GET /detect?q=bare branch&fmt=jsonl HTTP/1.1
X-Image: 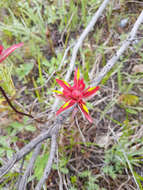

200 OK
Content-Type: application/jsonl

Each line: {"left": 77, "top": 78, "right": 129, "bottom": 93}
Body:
{"left": 35, "top": 133, "right": 57, "bottom": 190}
{"left": 0, "top": 106, "right": 74, "bottom": 179}
{"left": 65, "top": 0, "right": 110, "bottom": 82}
{"left": 91, "top": 10, "right": 143, "bottom": 86}
{"left": 16, "top": 157, "right": 25, "bottom": 189}
{"left": 0, "top": 126, "right": 52, "bottom": 178}
{"left": 18, "top": 143, "right": 42, "bottom": 190}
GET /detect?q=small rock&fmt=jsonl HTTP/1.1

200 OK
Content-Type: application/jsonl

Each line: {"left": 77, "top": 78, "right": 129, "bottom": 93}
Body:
{"left": 119, "top": 18, "right": 129, "bottom": 28}
{"left": 132, "top": 64, "right": 143, "bottom": 74}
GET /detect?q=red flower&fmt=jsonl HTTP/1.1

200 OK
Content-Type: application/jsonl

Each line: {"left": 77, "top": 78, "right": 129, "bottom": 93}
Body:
{"left": 54, "top": 68, "right": 99, "bottom": 123}
{"left": 0, "top": 43, "right": 23, "bottom": 63}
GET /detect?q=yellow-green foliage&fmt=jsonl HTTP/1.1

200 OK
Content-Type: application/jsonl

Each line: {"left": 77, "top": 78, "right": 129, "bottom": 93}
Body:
{"left": 0, "top": 65, "right": 15, "bottom": 96}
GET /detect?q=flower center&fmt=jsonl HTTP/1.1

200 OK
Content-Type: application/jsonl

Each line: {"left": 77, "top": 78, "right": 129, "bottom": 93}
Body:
{"left": 72, "top": 90, "right": 82, "bottom": 99}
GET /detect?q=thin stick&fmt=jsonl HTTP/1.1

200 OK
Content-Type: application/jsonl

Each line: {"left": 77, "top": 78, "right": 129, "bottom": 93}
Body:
{"left": 0, "top": 107, "right": 74, "bottom": 178}
{"left": 0, "top": 126, "right": 52, "bottom": 178}
{"left": 0, "top": 87, "right": 33, "bottom": 119}
{"left": 0, "top": 86, "right": 44, "bottom": 124}
{"left": 18, "top": 143, "right": 42, "bottom": 190}
{"left": 35, "top": 134, "right": 57, "bottom": 190}
{"left": 75, "top": 117, "right": 86, "bottom": 144}
{"left": 16, "top": 157, "right": 25, "bottom": 190}
{"left": 91, "top": 10, "right": 143, "bottom": 86}
{"left": 65, "top": 0, "right": 110, "bottom": 82}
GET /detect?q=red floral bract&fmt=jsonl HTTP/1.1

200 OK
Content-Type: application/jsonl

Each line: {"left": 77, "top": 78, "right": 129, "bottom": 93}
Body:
{"left": 0, "top": 43, "right": 23, "bottom": 63}
{"left": 54, "top": 68, "right": 99, "bottom": 123}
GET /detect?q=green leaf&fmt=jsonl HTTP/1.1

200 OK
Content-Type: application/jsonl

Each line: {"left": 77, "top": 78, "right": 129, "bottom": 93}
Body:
{"left": 52, "top": 163, "right": 57, "bottom": 170}
{"left": 60, "top": 167, "right": 69, "bottom": 174}
{"left": 86, "top": 102, "right": 93, "bottom": 109}
{"left": 126, "top": 108, "right": 138, "bottom": 115}
{"left": 9, "top": 121, "right": 23, "bottom": 129}
{"left": 0, "top": 136, "right": 9, "bottom": 147}
{"left": 7, "top": 150, "right": 14, "bottom": 159}
{"left": 25, "top": 125, "right": 36, "bottom": 132}
{"left": 79, "top": 170, "right": 91, "bottom": 178}
{"left": 69, "top": 187, "right": 77, "bottom": 190}
{"left": 118, "top": 94, "right": 139, "bottom": 106}
{"left": 34, "top": 154, "right": 49, "bottom": 180}
{"left": 71, "top": 175, "right": 77, "bottom": 184}
{"left": 0, "top": 148, "right": 5, "bottom": 155}
{"left": 134, "top": 171, "right": 143, "bottom": 190}
{"left": 16, "top": 62, "right": 34, "bottom": 80}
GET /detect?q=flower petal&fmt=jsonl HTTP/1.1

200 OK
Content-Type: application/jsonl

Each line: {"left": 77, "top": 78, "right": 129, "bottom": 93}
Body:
{"left": 54, "top": 89, "right": 72, "bottom": 101}
{"left": 0, "top": 43, "right": 24, "bottom": 63}
{"left": 0, "top": 45, "right": 3, "bottom": 54}
{"left": 78, "top": 78, "right": 85, "bottom": 90}
{"left": 53, "top": 90, "right": 63, "bottom": 94}
{"left": 56, "top": 79, "right": 71, "bottom": 91}
{"left": 56, "top": 100, "right": 75, "bottom": 115}
{"left": 83, "top": 86, "right": 99, "bottom": 98}
{"left": 82, "top": 103, "right": 89, "bottom": 113}
{"left": 74, "top": 68, "right": 80, "bottom": 87}
{"left": 79, "top": 103, "right": 93, "bottom": 123}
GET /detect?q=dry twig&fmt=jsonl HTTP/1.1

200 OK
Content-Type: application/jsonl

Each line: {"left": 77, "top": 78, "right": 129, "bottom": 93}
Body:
{"left": 0, "top": 125, "right": 53, "bottom": 178}
{"left": 91, "top": 10, "right": 143, "bottom": 86}
{"left": 18, "top": 143, "right": 42, "bottom": 190}
{"left": 0, "top": 107, "right": 74, "bottom": 179}
{"left": 35, "top": 134, "right": 57, "bottom": 190}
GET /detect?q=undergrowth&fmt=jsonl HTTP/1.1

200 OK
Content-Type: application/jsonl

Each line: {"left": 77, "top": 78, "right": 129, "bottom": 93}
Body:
{"left": 0, "top": 0, "right": 143, "bottom": 189}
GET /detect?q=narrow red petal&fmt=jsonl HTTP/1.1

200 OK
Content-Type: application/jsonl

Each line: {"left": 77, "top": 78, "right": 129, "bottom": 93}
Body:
{"left": 0, "top": 43, "right": 23, "bottom": 63}
{"left": 0, "top": 45, "right": 3, "bottom": 54}
{"left": 79, "top": 103, "right": 93, "bottom": 123}
{"left": 74, "top": 68, "right": 80, "bottom": 87}
{"left": 56, "top": 100, "right": 75, "bottom": 115}
{"left": 78, "top": 78, "right": 85, "bottom": 91}
{"left": 56, "top": 79, "right": 71, "bottom": 91}
{"left": 83, "top": 86, "right": 99, "bottom": 98}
